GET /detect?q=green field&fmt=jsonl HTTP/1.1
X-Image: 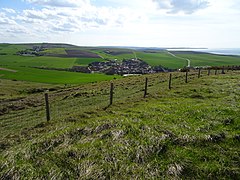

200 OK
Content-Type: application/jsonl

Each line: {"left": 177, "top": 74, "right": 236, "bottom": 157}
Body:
{"left": 136, "top": 51, "right": 187, "bottom": 68}
{"left": 74, "top": 57, "right": 105, "bottom": 66}
{"left": 0, "top": 70, "right": 239, "bottom": 179}
{"left": 39, "top": 48, "right": 67, "bottom": 56}
{"left": 1, "top": 43, "right": 240, "bottom": 84}
{"left": 0, "top": 44, "right": 120, "bottom": 84}
{"left": 91, "top": 48, "right": 135, "bottom": 60}
{"left": 0, "top": 55, "right": 76, "bottom": 68}
{"left": 0, "top": 66, "right": 119, "bottom": 84}
{"left": 177, "top": 53, "right": 240, "bottom": 67}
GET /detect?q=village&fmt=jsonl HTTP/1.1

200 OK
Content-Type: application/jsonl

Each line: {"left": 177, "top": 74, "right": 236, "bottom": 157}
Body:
{"left": 17, "top": 45, "right": 46, "bottom": 56}
{"left": 72, "top": 58, "right": 169, "bottom": 75}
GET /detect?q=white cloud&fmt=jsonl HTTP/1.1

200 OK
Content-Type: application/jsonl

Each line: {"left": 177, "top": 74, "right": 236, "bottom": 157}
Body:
{"left": 0, "top": 12, "right": 16, "bottom": 25}
{"left": 0, "top": 13, "right": 30, "bottom": 38}
{"left": 2, "top": 8, "right": 16, "bottom": 14}
{"left": 1, "top": 0, "right": 240, "bottom": 48}
{"left": 24, "top": 0, "right": 90, "bottom": 7}
{"left": 14, "top": 4, "right": 139, "bottom": 34}
{"left": 153, "top": 0, "right": 209, "bottom": 14}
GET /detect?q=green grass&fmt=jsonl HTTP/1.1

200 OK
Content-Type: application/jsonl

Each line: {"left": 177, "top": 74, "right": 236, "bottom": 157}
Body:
{"left": 0, "top": 70, "right": 239, "bottom": 179}
{"left": 0, "top": 55, "right": 76, "bottom": 68}
{"left": 0, "top": 66, "right": 119, "bottom": 84}
{"left": 0, "top": 44, "right": 29, "bottom": 54}
{"left": 92, "top": 49, "right": 135, "bottom": 60}
{"left": 177, "top": 53, "right": 240, "bottom": 67}
{"left": 0, "top": 79, "right": 67, "bottom": 100}
{"left": 74, "top": 58, "right": 105, "bottom": 66}
{"left": 136, "top": 51, "right": 186, "bottom": 68}
{"left": 41, "top": 48, "right": 67, "bottom": 55}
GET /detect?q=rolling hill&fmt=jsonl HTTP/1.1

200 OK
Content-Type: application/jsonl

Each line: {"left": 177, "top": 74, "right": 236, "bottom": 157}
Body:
{"left": 1, "top": 43, "right": 239, "bottom": 84}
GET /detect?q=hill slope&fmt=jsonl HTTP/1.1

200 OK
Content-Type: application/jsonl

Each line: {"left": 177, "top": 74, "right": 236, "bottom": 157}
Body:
{"left": 0, "top": 70, "right": 239, "bottom": 179}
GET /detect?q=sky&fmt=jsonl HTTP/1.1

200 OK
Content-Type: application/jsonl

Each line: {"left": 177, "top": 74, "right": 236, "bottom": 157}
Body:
{"left": 0, "top": 0, "right": 240, "bottom": 48}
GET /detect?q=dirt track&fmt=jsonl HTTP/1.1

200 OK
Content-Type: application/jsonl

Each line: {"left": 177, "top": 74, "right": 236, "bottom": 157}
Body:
{"left": 0, "top": 67, "right": 17, "bottom": 72}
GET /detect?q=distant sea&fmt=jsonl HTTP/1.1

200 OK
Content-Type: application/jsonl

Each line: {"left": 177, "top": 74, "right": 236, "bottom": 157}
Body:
{"left": 167, "top": 48, "right": 240, "bottom": 56}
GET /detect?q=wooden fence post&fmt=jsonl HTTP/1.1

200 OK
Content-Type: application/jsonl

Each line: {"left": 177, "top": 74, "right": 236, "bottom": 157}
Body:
{"left": 45, "top": 92, "right": 50, "bottom": 122}
{"left": 185, "top": 71, "right": 188, "bottom": 83}
{"left": 110, "top": 83, "right": 114, "bottom": 105}
{"left": 198, "top": 68, "right": 201, "bottom": 78}
{"left": 144, "top": 77, "right": 148, "bottom": 98}
{"left": 222, "top": 66, "right": 225, "bottom": 74}
{"left": 169, "top": 73, "right": 172, "bottom": 90}
{"left": 215, "top": 69, "right": 217, "bottom": 75}
{"left": 208, "top": 69, "right": 210, "bottom": 76}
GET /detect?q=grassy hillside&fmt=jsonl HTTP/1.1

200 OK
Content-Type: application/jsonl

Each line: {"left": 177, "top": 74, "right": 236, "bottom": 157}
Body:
{"left": 0, "top": 66, "right": 119, "bottom": 84}
{"left": 0, "top": 70, "right": 239, "bottom": 179}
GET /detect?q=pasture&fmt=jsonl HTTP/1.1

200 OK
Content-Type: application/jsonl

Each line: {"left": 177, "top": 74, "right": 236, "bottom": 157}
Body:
{"left": 0, "top": 66, "right": 119, "bottom": 84}
{"left": 0, "top": 69, "right": 239, "bottom": 179}
{"left": 175, "top": 53, "right": 240, "bottom": 67}
{"left": 136, "top": 51, "right": 187, "bottom": 68}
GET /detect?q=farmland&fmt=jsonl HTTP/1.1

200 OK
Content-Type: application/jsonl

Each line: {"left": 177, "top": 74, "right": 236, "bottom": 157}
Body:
{"left": 0, "top": 44, "right": 119, "bottom": 84}
{"left": 0, "top": 43, "right": 240, "bottom": 84}
{"left": 136, "top": 51, "right": 187, "bottom": 68}
{"left": 0, "top": 69, "right": 240, "bottom": 179}
{"left": 0, "top": 66, "right": 119, "bottom": 84}
{"left": 174, "top": 52, "right": 240, "bottom": 67}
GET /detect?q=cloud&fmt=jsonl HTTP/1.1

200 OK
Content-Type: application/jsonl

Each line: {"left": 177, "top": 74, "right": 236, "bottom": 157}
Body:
{"left": 153, "top": 0, "right": 209, "bottom": 14}
{"left": 24, "top": 0, "right": 90, "bottom": 7}
{"left": 6, "top": 26, "right": 29, "bottom": 34}
{"left": 22, "top": 9, "right": 49, "bottom": 19}
{"left": 0, "top": 12, "right": 16, "bottom": 25}
{"left": 13, "top": 3, "right": 137, "bottom": 34}
{"left": 0, "top": 12, "right": 30, "bottom": 37}
{"left": 2, "top": 8, "right": 16, "bottom": 14}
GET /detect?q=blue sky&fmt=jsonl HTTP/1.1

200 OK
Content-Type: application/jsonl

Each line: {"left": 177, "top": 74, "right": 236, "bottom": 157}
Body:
{"left": 0, "top": 0, "right": 240, "bottom": 48}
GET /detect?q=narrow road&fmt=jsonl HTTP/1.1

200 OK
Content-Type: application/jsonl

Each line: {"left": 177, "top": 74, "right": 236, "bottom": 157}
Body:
{"left": 133, "top": 51, "right": 137, "bottom": 59}
{"left": 167, "top": 51, "right": 191, "bottom": 67}
{"left": 98, "top": 55, "right": 105, "bottom": 60}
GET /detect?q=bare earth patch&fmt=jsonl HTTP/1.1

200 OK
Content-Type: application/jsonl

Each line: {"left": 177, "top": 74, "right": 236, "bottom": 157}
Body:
{"left": 65, "top": 50, "right": 100, "bottom": 58}
{"left": 0, "top": 67, "right": 17, "bottom": 73}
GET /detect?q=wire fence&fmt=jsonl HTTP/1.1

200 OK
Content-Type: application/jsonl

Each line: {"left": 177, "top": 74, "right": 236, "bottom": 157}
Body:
{"left": 1, "top": 66, "right": 240, "bottom": 137}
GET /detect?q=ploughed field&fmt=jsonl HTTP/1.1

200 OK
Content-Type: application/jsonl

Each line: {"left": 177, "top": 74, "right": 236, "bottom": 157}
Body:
{"left": 0, "top": 69, "right": 240, "bottom": 179}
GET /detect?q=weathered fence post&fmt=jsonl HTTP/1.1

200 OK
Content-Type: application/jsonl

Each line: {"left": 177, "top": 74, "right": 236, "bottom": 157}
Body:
{"left": 215, "top": 69, "right": 217, "bottom": 75}
{"left": 169, "top": 73, "right": 172, "bottom": 90}
{"left": 45, "top": 91, "right": 50, "bottom": 122}
{"left": 185, "top": 71, "right": 188, "bottom": 83}
{"left": 198, "top": 68, "right": 201, "bottom": 78}
{"left": 110, "top": 82, "right": 114, "bottom": 105}
{"left": 222, "top": 66, "right": 225, "bottom": 74}
{"left": 144, "top": 77, "right": 148, "bottom": 98}
{"left": 208, "top": 69, "right": 210, "bottom": 76}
